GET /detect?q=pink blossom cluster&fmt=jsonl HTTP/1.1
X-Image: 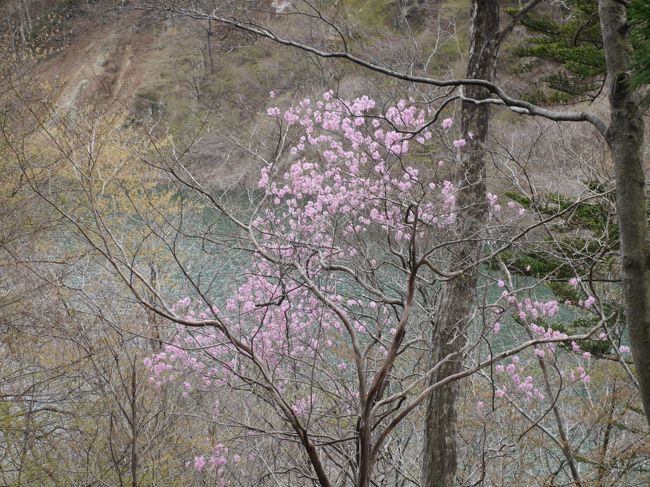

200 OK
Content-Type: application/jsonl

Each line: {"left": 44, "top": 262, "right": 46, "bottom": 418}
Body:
{"left": 144, "top": 273, "right": 389, "bottom": 418}
{"left": 486, "top": 192, "right": 526, "bottom": 217}
{"left": 495, "top": 356, "right": 545, "bottom": 401}
{"left": 145, "top": 282, "right": 344, "bottom": 386}
{"left": 292, "top": 394, "right": 317, "bottom": 417}
{"left": 579, "top": 295, "right": 597, "bottom": 308}
{"left": 527, "top": 323, "right": 568, "bottom": 353}
{"left": 144, "top": 341, "right": 212, "bottom": 390}
{"left": 500, "top": 292, "right": 560, "bottom": 322}
{"left": 561, "top": 276, "right": 597, "bottom": 309}
{"left": 486, "top": 284, "right": 603, "bottom": 410}
{"left": 499, "top": 288, "right": 596, "bottom": 363}
{"left": 189, "top": 443, "right": 240, "bottom": 484}
{"left": 258, "top": 93, "right": 465, "bottom": 259}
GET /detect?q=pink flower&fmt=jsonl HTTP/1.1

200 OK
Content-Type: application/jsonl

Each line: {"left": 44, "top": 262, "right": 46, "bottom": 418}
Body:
{"left": 495, "top": 388, "right": 505, "bottom": 398}
{"left": 453, "top": 138, "right": 466, "bottom": 148}
{"left": 619, "top": 345, "right": 631, "bottom": 353}
{"left": 497, "top": 279, "right": 505, "bottom": 288}
{"left": 194, "top": 456, "right": 206, "bottom": 471}
{"left": 493, "top": 322, "right": 501, "bottom": 334}
{"left": 583, "top": 296, "right": 596, "bottom": 308}
{"left": 569, "top": 277, "right": 579, "bottom": 287}
{"left": 442, "top": 117, "right": 453, "bottom": 129}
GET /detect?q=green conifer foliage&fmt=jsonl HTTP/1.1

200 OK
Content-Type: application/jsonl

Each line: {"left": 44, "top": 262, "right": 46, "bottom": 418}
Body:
{"left": 514, "top": 0, "right": 649, "bottom": 102}
{"left": 512, "top": 1, "right": 605, "bottom": 103}
{"left": 629, "top": 0, "right": 650, "bottom": 86}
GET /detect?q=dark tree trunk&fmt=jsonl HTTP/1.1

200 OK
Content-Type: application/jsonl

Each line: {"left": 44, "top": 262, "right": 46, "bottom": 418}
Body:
{"left": 421, "top": 2, "right": 500, "bottom": 486}
{"left": 598, "top": 0, "right": 650, "bottom": 427}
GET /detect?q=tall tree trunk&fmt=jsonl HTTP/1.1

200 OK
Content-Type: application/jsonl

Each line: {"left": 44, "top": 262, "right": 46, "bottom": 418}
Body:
{"left": 421, "top": 2, "right": 500, "bottom": 485}
{"left": 599, "top": 0, "right": 650, "bottom": 427}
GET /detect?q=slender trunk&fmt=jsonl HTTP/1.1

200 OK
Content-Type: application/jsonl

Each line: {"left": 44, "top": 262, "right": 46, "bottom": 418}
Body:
{"left": 520, "top": 312, "right": 583, "bottom": 484}
{"left": 536, "top": 354, "right": 582, "bottom": 485}
{"left": 16, "top": 1, "right": 27, "bottom": 50}
{"left": 598, "top": 0, "right": 650, "bottom": 427}
{"left": 22, "top": 0, "right": 32, "bottom": 33}
{"left": 130, "top": 358, "right": 138, "bottom": 487}
{"left": 597, "top": 382, "right": 617, "bottom": 486}
{"left": 206, "top": 19, "right": 215, "bottom": 75}
{"left": 357, "top": 417, "right": 371, "bottom": 487}
{"left": 10, "top": 23, "right": 17, "bottom": 60}
{"left": 421, "top": 2, "right": 500, "bottom": 485}
{"left": 148, "top": 264, "right": 162, "bottom": 350}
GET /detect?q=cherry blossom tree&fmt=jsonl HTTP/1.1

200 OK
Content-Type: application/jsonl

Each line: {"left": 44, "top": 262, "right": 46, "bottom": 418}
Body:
{"left": 109, "top": 93, "right": 605, "bottom": 486}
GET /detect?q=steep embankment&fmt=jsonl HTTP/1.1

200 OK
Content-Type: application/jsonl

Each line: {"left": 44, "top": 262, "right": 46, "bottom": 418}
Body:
{"left": 35, "top": 5, "right": 180, "bottom": 118}
{"left": 13, "top": 0, "right": 608, "bottom": 195}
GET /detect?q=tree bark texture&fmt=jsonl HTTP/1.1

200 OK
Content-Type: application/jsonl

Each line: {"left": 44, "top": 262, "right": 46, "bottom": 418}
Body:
{"left": 599, "top": 0, "right": 650, "bottom": 428}
{"left": 421, "top": 2, "right": 500, "bottom": 486}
